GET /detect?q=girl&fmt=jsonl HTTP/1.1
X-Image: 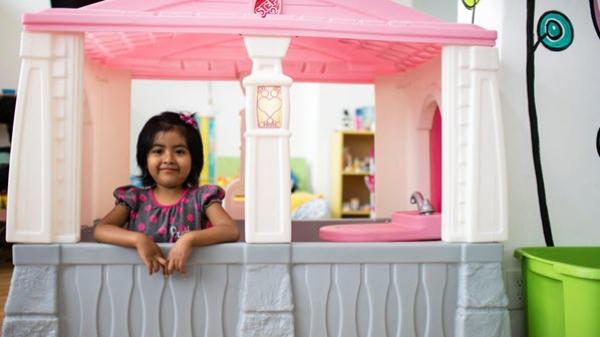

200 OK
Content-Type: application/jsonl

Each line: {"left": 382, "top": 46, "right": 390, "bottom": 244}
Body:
{"left": 94, "top": 111, "right": 239, "bottom": 276}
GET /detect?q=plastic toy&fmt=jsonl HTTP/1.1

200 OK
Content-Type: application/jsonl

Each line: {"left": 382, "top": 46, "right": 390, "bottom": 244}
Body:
{"left": 3, "top": 1, "right": 510, "bottom": 337}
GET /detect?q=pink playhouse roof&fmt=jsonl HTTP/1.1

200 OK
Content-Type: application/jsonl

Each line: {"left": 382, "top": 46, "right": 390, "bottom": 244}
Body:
{"left": 23, "top": 0, "right": 497, "bottom": 83}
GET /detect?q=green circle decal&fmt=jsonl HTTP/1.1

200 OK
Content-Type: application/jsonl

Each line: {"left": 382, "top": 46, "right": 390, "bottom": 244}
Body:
{"left": 537, "top": 11, "right": 574, "bottom": 51}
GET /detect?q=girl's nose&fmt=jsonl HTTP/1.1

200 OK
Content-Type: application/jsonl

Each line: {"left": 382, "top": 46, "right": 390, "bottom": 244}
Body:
{"left": 163, "top": 151, "right": 175, "bottom": 163}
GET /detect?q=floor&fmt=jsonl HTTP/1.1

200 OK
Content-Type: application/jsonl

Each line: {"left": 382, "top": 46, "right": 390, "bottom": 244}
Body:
{"left": 0, "top": 246, "right": 13, "bottom": 335}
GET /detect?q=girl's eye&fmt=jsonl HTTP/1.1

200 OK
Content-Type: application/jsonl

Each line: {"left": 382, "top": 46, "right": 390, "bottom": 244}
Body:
{"left": 176, "top": 149, "right": 188, "bottom": 155}
{"left": 151, "top": 148, "right": 163, "bottom": 155}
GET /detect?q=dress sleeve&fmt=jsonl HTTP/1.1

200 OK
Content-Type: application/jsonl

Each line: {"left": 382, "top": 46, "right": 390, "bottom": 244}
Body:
{"left": 113, "top": 185, "right": 140, "bottom": 210}
{"left": 197, "top": 185, "right": 226, "bottom": 213}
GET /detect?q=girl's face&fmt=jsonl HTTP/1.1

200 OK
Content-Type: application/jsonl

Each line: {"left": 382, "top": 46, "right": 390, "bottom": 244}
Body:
{"left": 146, "top": 130, "right": 192, "bottom": 190}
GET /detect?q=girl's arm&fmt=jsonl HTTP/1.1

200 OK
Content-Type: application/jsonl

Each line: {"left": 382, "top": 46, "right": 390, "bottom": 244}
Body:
{"left": 94, "top": 205, "right": 138, "bottom": 246}
{"left": 166, "top": 203, "right": 239, "bottom": 274}
{"left": 94, "top": 205, "right": 167, "bottom": 275}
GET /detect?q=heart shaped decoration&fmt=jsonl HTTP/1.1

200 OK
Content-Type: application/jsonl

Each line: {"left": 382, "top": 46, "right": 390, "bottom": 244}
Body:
{"left": 256, "top": 86, "right": 282, "bottom": 128}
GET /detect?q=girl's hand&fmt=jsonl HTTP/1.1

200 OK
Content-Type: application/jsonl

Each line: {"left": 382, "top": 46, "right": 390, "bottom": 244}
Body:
{"left": 166, "top": 235, "right": 193, "bottom": 275}
{"left": 135, "top": 234, "right": 167, "bottom": 275}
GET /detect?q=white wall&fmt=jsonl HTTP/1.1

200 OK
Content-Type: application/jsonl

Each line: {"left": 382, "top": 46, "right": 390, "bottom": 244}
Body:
{"left": 0, "top": 1, "right": 49, "bottom": 90}
{"left": 131, "top": 80, "right": 374, "bottom": 199}
{"left": 130, "top": 80, "right": 241, "bottom": 171}
{"left": 458, "top": 1, "right": 600, "bottom": 336}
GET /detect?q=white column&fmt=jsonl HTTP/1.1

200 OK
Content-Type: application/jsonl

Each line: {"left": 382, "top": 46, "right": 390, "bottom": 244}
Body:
{"left": 6, "top": 31, "right": 84, "bottom": 243}
{"left": 441, "top": 46, "right": 507, "bottom": 242}
{"left": 242, "top": 36, "right": 292, "bottom": 243}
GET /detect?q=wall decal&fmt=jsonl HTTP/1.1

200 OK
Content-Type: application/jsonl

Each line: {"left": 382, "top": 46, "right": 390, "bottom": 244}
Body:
{"left": 536, "top": 10, "right": 574, "bottom": 51}
{"left": 525, "top": 1, "right": 578, "bottom": 246}
{"left": 591, "top": 0, "right": 600, "bottom": 39}
{"left": 462, "top": 0, "right": 481, "bottom": 24}
{"left": 597, "top": 128, "right": 600, "bottom": 157}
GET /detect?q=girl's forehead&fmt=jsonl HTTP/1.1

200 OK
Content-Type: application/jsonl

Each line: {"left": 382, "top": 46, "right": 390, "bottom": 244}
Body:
{"left": 152, "top": 129, "right": 188, "bottom": 145}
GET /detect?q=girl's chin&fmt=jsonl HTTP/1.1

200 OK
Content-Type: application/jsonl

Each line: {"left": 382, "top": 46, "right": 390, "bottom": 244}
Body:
{"left": 154, "top": 180, "right": 186, "bottom": 189}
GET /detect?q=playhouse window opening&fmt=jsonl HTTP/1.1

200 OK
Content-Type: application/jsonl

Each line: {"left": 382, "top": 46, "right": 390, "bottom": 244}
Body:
{"left": 79, "top": 78, "right": 445, "bottom": 238}
{"left": 127, "top": 80, "right": 376, "bottom": 221}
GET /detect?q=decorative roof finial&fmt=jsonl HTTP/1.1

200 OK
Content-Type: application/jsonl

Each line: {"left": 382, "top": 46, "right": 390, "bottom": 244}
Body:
{"left": 254, "top": 0, "right": 282, "bottom": 18}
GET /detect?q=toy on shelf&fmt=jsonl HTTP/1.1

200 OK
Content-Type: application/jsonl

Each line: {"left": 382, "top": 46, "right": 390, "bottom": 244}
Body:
{"left": 355, "top": 106, "right": 375, "bottom": 131}
{"left": 364, "top": 174, "right": 375, "bottom": 218}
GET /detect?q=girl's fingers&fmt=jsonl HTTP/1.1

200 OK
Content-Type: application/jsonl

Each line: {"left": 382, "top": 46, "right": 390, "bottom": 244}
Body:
{"left": 167, "top": 259, "right": 174, "bottom": 275}
{"left": 150, "top": 260, "right": 157, "bottom": 274}
{"left": 142, "top": 256, "right": 154, "bottom": 275}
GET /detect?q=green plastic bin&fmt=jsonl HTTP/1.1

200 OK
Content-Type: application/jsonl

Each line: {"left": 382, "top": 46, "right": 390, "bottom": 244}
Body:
{"left": 515, "top": 247, "right": 600, "bottom": 337}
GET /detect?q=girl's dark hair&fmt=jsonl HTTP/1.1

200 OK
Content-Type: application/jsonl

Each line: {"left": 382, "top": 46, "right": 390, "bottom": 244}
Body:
{"left": 136, "top": 111, "right": 203, "bottom": 187}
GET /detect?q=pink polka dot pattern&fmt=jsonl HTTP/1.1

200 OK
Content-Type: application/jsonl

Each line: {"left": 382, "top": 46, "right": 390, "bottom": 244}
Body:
{"left": 113, "top": 184, "right": 226, "bottom": 241}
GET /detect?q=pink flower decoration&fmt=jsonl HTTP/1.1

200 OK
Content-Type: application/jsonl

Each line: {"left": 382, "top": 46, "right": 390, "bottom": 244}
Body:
{"left": 178, "top": 206, "right": 183, "bottom": 214}
{"left": 144, "top": 204, "right": 152, "bottom": 212}
{"left": 158, "top": 227, "right": 167, "bottom": 235}
{"left": 140, "top": 194, "right": 147, "bottom": 202}
{"left": 149, "top": 214, "right": 158, "bottom": 223}
{"left": 169, "top": 216, "right": 175, "bottom": 225}
{"left": 137, "top": 223, "right": 146, "bottom": 231}
{"left": 130, "top": 195, "right": 137, "bottom": 203}
{"left": 186, "top": 214, "right": 194, "bottom": 222}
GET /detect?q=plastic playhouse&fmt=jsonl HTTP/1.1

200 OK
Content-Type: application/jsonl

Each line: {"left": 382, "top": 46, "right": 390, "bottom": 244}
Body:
{"left": 3, "top": 1, "right": 510, "bottom": 337}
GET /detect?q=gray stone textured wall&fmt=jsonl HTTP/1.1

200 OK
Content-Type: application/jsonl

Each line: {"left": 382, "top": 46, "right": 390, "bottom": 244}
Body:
{"left": 2, "top": 242, "right": 510, "bottom": 337}
{"left": 3, "top": 266, "right": 59, "bottom": 337}
{"left": 456, "top": 263, "right": 511, "bottom": 337}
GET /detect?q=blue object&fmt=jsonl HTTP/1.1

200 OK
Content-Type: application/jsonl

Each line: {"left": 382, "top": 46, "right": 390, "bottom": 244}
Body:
{"left": 537, "top": 11, "right": 573, "bottom": 51}
{"left": 129, "top": 175, "right": 143, "bottom": 188}
{"left": 290, "top": 171, "right": 298, "bottom": 192}
{"left": 1, "top": 89, "right": 16, "bottom": 95}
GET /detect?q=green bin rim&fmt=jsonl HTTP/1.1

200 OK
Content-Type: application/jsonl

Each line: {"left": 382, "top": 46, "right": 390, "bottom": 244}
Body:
{"left": 515, "top": 247, "right": 600, "bottom": 280}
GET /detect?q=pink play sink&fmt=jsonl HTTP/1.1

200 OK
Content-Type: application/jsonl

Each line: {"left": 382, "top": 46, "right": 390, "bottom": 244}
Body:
{"left": 319, "top": 211, "right": 441, "bottom": 242}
